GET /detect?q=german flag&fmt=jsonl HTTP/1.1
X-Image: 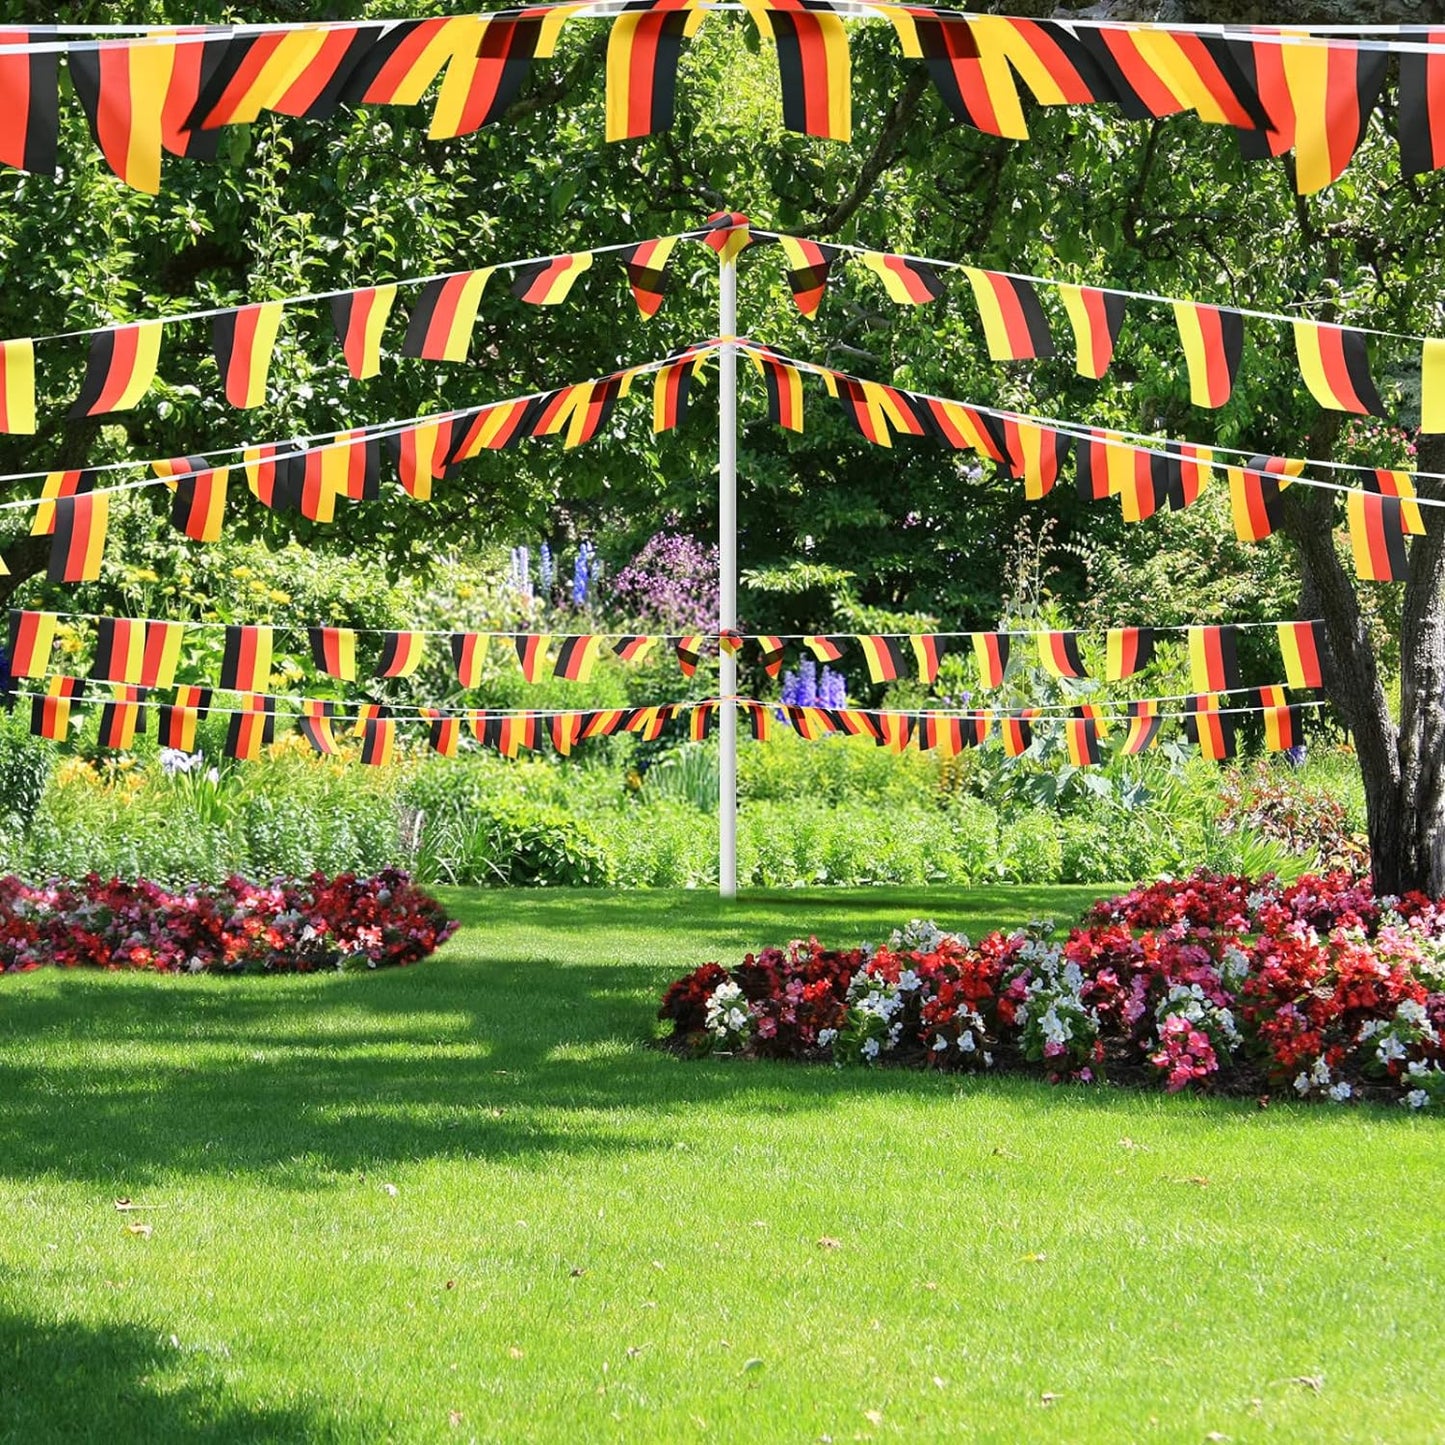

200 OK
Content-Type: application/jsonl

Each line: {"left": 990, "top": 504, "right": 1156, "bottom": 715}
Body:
{"left": 917, "top": 714, "right": 963, "bottom": 758}
{"left": 581, "top": 709, "right": 628, "bottom": 740}
{"left": 1057, "top": 284, "right": 1126, "bottom": 379}
{"left": 310, "top": 626, "right": 358, "bottom": 682}
{"left": 756, "top": 635, "right": 786, "bottom": 679}
{"left": 213, "top": 303, "right": 284, "bottom": 410}
{"left": 1183, "top": 695, "right": 1236, "bottom": 761}
{"left": 552, "top": 635, "right": 603, "bottom": 683}
{"left": 1117, "top": 448, "right": 1168, "bottom": 525}
{"left": 360, "top": 714, "right": 396, "bottom": 767}
{"left": 154, "top": 29, "right": 228, "bottom": 163}
{"left": 969, "top": 16, "right": 1114, "bottom": 111}
{"left": 375, "top": 631, "right": 424, "bottom": 679}
{"left": 184, "top": 27, "right": 369, "bottom": 127}
{"left": 964, "top": 268, "right": 1054, "bottom": 361}
{"left": 1038, "top": 631, "right": 1088, "bottom": 680}
{"left": 48, "top": 492, "right": 109, "bottom": 583}
{"left": 425, "top": 709, "right": 462, "bottom": 758}
{"left": 1172, "top": 301, "right": 1244, "bottom": 409}
{"left": 1276, "top": 620, "right": 1327, "bottom": 688}
{"left": 1121, "top": 700, "right": 1163, "bottom": 755}
{"left": 1188, "top": 625, "right": 1241, "bottom": 691}
{"left": 674, "top": 634, "right": 706, "bottom": 678}
{"left": 0, "top": 28, "right": 58, "bottom": 178}
{"left": 90, "top": 617, "right": 146, "bottom": 685}
{"left": 155, "top": 456, "right": 229, "bottom": 543}
{"left": 139, "top": 621, "right": 185, "bottom": 689}
{"left": 1278, "top": 39, "right": 1387, "bottom": 195}
{"left": 156, "top": 699, "right": 203, "bottom": 752}
{"left": 451, "top": 632, "right": 487, "bottom": 687}
{"left": 753, "top": 350, "right": 804, "bottom": 432}
{"left": 562, "top": 375, "right": 624, "bottom": 449}
{"left": 1347, "top": 489, "right": 1411, "bottom": 582}
{"left": 1370, "top": 469, "right": 1426, "bottom": 536}
{"left": 549, "top": 711, "right": 583, "bottom": 757}
{"left": 510, "top": 252, "right": 594, "bottom": 306}
{"left": 972, "top": 632, "right": 1009, "bottom": 688}
{"left": 804, "top": 635, "right": 845, "bottom": 663}
{"left": 1105, "top": 627, "right": 1154, "bottom": 682}
{"left": 1398, "top": 30, "right": 1445, "bottom": 178}
{"left": 859, "top": 250, "right": 945, "bottom": 306}
{"left": 328, "top": 431, "right": 381, "bottom": 504}
{"left": 1066, "top": 708, "right": 1104, "bottom": 766}
{"left": 400, "top": 269, "right": 493, "bottom": 362}
{"left": 618, "top": 236, "right": 677, "bottom": 318}
{"left": 445, "top": 397, "right": 537, "bottom": 462}
{"left": 876, "top": 712, "right": 914, "bottom": 754}
{"left": 390, "top": 419, "right": 454, "bottom": 501}
{"left": 880, "top": 14, "right": 1029, "bottom": 138}
{"left": 653, "top": 355, "right": 696, "bottom": 433}
{"left": 687, "top": 701, "right": 717, "bottom": 743}
{"left": 97, "top": 686, "right": 146, "bottom": 751}
{"left": 7, "top": 610, "right": 57, "bottom": 678}
{"left": 786, "top": 705, "right": 835, "bottom": 741}
{"left": 742, "top": 0, "right": 851, "bottom": 141}
{"left": 830, "top": 709, "right": 881, "bottom": 744}
{"left": 919, "top": 398, "right": 1007, "bottom": 462}
{"left": 1228, "top": 455, "right": 1302, "bottom": 542}
{"left": 31, "top": 470, "right": 95, "bottom": 538}
{"left": 71, "top": 321, "right": 164, "bottom": 417}
{"left": 299, "top": 699, "right": 340, "bottom": 756}
{"left": 1293, "top": 320, "right": 1384, "bottom": 416}
{"left": 69, "top": 39, "right": 178, "bottom": 193}
{"left": 500, "top": 712, "right": 543, "bottom": 757}
{"left": 0, "top": 337, "right": 35, "bottom": 434}
{"left": 511, "top": 633, "right": 552, "bottom": 683}
{"left": 1002, "top": 419, "right": 1070, "bottom": 499}
{"left": 1260, "top": 695, "right": 1303, "bottom": 753}
{"left": 220, "top": 625, "right": 274, "bottom": 692}
{"left": 225, "top": 696, "right": 276, "bottom": 761}
{"left": 856, "top": 635, "right": 912, "bottom": 685}
{"left": 279, "top": 450, "right": 335, "bottom": 525}
{"left": 611, "top": 635, "right": 658, "bottom": 665}
{"left": 1160, "top": 442, "right": 1214, "bottom": 512}
{"left": 242, "top": 444, "right": 292, "bottom": 512}
{"left": 777, "top": 236, "right": 839, "bottom": 317}
{"left": 1000, "top": 712, "right": 1034, "bottom": 757}
{"left": 829, "top": 376, "right": 927, "bottom": 449}
{"left": 605, "top": 3, "right": 707, "bottom": 141}
{"left": 173, "top": 683, "right": 211, "bottom": 715}
{"left": 1073, "top": 429, "right": 1129, "bottom": 503}
{"left": 30, "top": 677, "right": 84, "bottom": 743}
{"left": 331, "top": 285, "right": 396, "bottom": 381}
{"left": 338, "top": 16, "right": 475, "bottom": 108}
{"left": 622, "top": 705, "right": 668, "bottom": 743}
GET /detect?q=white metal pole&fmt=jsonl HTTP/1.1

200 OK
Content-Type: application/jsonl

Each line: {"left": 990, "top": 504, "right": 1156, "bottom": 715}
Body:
{"left": 718, "top": 253, "right": 738, "bottom": 899}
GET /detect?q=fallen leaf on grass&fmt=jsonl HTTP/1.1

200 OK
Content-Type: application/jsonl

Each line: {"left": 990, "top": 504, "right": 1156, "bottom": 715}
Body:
{"left": 626, "top": 1345, "right": 644, "bottom": 1359}
{"left": 448, "top": 1410, "right": 463, "bottom": 1428}
{"left": 124, "top": 1222, "right": 152, "bottom": 1239}
{"left": 1173, "top": 1176, "right": 1211, "bottom": 1187}
{"left": 863, "top": 1409, "right": 884, "bottom": 1426}
{"left": 741, "top": 1358, "right": 764, "bottom": 1373}
{"left": 1040, "top": 1392, "right": 1061, "bottom": 1406}
{"left": 1289, "top": 1375, "right": 1324, "bottom": 1393}
{"left": 922, "top": 1281, "right": 938, "bottom": 1291}
{"left": 817, "top": 1236, "right": 842, "bottom": 1250}
{"left": 381, "top": 1183, "right": 398, "bottom": 1197}
{"left": 991, "top": 1146, "right": 1019, "bottom": 1159}
{"left": 507, "top": 1347, "right": 524, "bottom": 1359}
{"left": 569, "top": 1267, "right": 587, "bottom": 1278}
{"left": 1020, "top": 1251, "right": 1047, "bottom": 1263}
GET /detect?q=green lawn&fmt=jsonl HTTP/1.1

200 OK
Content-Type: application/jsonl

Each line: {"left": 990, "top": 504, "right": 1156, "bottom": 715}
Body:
{"left": 1, "top": 886, "right": 1441, "bottom": 1444}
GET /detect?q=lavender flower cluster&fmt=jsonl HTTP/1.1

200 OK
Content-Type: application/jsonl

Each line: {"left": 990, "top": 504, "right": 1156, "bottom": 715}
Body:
{"left": 608, "top": 532, "right": 720, "bottom": 633}
{"left": 778, "top": 657, "right": 846, "bottom": 709}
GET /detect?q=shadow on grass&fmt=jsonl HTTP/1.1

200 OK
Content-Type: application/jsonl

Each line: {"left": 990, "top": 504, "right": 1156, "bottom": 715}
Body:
{"left": 0, "top": 1308, "right": 354, "bottom": 1444}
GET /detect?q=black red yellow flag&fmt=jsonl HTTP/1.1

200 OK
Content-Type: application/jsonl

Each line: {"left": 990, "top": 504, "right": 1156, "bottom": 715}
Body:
{"left": 0, "top": 28, "right": 58, "bottom": 178}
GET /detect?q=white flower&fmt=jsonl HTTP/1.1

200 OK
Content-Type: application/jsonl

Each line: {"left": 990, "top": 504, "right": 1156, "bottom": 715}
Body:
{"left": 1408, "top": 1059, "right": 1430, "bottom": 1078}
{"left": 897, "top": 969, "right": 922, "bottom": 993}
{"left": 1293, "top": 1072, "right": 1312, "bottom": 1096}
{"left": 1221, "top": 945, "right": 1250, "bottom": 984}
{"left": 932, "top": 1035, "right": 948, "bottom": 1052}
{"left": 1377, "top": 1035, "right": 1408, "bottom": 1063}
{"left": 982, "top": 1051, "right": 994, "bottom": 1067}
{"left": 817, "top": 1028, "right": 837, "bottom": 1048}
{"left": 957, "top": 1031, "right": 976, "bottom": 1053}
{"left": 1310, "top": 1056, "right": 1332, "bottom": 1086}
{"left": 861, "top": 1038, "right": 880, "bottom": 1061}
{"left": 1328, "top": 1081, "right": 1353, "bottom": 1102}
{"left": 1405, "top": 1089, "right": 1430, "bottom": 1109}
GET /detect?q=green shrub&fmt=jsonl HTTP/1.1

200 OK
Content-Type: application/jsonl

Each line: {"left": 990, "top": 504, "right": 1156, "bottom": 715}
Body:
{"left": 999, "top": 811, "right": 1063, "bottom": 884}
{"left": 0, "top": 708, "right": 53, "bottom": 831}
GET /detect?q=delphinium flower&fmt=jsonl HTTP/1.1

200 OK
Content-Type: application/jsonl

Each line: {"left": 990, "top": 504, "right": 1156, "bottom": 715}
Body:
{"left": 818, "top": 665, "right": 847, "bottom": 709}
{"left": 539, "top": 542, "right": 555, "bottom": 600}
{"left": 572, "top": 541, "right": 596, "bottom": 609}
{"left": 509, "top": 546, "right": 533, "bottom": 603}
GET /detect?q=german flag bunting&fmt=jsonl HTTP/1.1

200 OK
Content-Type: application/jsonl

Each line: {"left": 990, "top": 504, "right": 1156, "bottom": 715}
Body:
{"left": 1000, "top": 712, "right": 1034, "bottom": 757}
{"left": 1261, "top": 699, "right": 1303, "bottom": 753}
{"left": 1038, "top": 631, "right": 1088, "bottom": 680}
{"left": 1173, "top": 301, "right": 1244, "bottom": 409}
{"left": 968, "top": 16, "right": 1109, "bottom": 113}
{"left": 185, "top": 27, "right": 369, "bottom": 128}
{"left": 220, "top": 625, "right": 274, "bottom": 692}
{"left": 425, "top": 709, "right": 462, "bottom": 757}
{"left": 674, "top": 634, "right": 705, "bottom": 678}
{"left": 451, "top": 632, "right": 487, "bottom": 688}
{"left": 785, "top": 705, "right": 833, "bottom": 741}
{"left": 549, "top": 711, "right": 583, "bottom": 756}
{"left": 582, "top": 708, "right": 628, "bottom": 740}
{"left": 1370, "top": 470, "right": 1426, "bottom": 535}
{"left": 0, "top": 28, "right": 59, "bottom": 178}
{"left": 860, "top": 250, "right": 945, "bottom": 306}
{"left": 829, "top": 375, "right": 927, "bottom": 449}
{"left": 401, "top": 269, "right": 492, "bottom": 362}
{"left": 1105, "top": 627, "right": 1154, "bottom": 682}
{"left": 1293, "top": 320, "right": 1384, "bottom": 416}
{"left": 877, "top": 712, "right": 914, "bottom": 754}
{"left": 881, "top": 14, "right": 1029, "bottom": 138}
{"left": 213, "top": 303, "right": 284, "bottom": 410}
{"left": 919, "top": 397, "right": 1007, "bottom": 461}
{"left": 917, "top": 714, "right": 962, "bottom": 758}
{"left": 1398, "top": 32, "right": 1445, "bottom": 178}
{"left": 1161, "top": 442, "right": 1213, "bottom": 511}
{"left": 756, "top": 635, "right": 786, "bottom": 679}
{"left": 619, "top": 236, "right": 677, "bottom": 318}
{"left": 68, "top": 40, "right": 176, "bottom": 194}
{"left": 90, "top": 618, "right": 145, "bottom": 685}
{"left": 742, "top": 700, "right": 771, "bottom": 742}
{"left": 98, "top": 686, "right": 146, "bottom": 751}
{"left": 972, "top": 631, "right": 1009, "bottom": 689}
{"left": 605, "top": 3, "right": 707, "bottom": 141}
{"left": 626, "top": 705, "right": 670, "bottom": 742}
{"left": 563, "top": 375, "right": 624, "bottom": 448}
{"left": 777, "top": 236, "right": 839, "bottom": 317}
{"left": 31, "top": 471, "right": 95, "bottom": 538}
{"left": 1117, "top": 448, "right": 1170, "bottom": 525}
{"left": 377, "top": 631, "right": 425, "bottom": 678}
{"left": 753, "top": 350, "right": 804, "bottom": 431}
{"left": 553, "top": 635, "right": 602, "bottom": 683}
{"left": 829, "top": 709, "right": 880, "bottom": 744}
{"left": 1277, "top": 39, "right": 1387, "bottom": 195}
{"left": 225, "top": 696, "right": 276, "bottom": 761}
{"left": 612, "top": 635, "right": 658, "bottom": 664}
{"left": 339, "top": 17, "right": 478, "bottom": 109}
{"left": 1066, "top": 708, "right": 1104, "bottom": 767}
{"left": 1276, "top": 620, "right": 1327, "bottom": 689}
{"left": 1346, "top": 490, "right": 1410, "bottom": 582}
{"left": 331, "top": 286, "right": 396, "bottom": 381}
{"left": 1228, "top": 455, "right": 1302, "bottom": 542}
{"left": 653, "top": 355, "right": 695, "bottom": 433}
{"left": 71, "top": 322, "right": 164, "bottom": 417}
{"left": 446, "top": 396, "right": 535, "bottom": 459}
{"left": 48, "top": 493, "right": 108, "bottom": 584}
{"left": 140, "top": 621, "right": 185, "bottom": 690}
{"left": 390, "top": 419, "right": 454, "bottom": 501}
{"left": 30, "top": 677, "right": 84, "bottom": 743}
{"left": 299, "top": 699, "right": 340, "bottom": 756}
{"left": 510, "top": 252, "right": 594, "bottom": 306}
{"left": 361, "top": 714, "right": 397, "bottom": 766}
{"left": 155, "top": 457, "right": 229, "bottom": 543}
{"left": 964, "top": 268, "right": 1054, "bottom": 361}
{"left": 0, "top": 338, "right": 36, "bottom": 434}
{"left": 310, "top": 626, "right": 358, "bottom": 682}
{"left": 1057, "top": 284, "right": 1125, "bottom": 379}
{"left": 511, "top": 633, "right": 552, "bottom": 683}
{"left": 156, "top": 700, "right": 202, "bottom": 752}
{"left": 1188, "top": 624, "right": 1241, "bottom": 691}
{"left": 7, "top": 610, "right": 57, "bottom": 678}
{"left": 856, "top": 635, "right": 912, "bottom": 685}
{"left": 1002, "top": 420, "right": 1070, "bottom": 499}
{"left": 1183, "top": 696, "right": 1236, "bottom": 761}
{"left": 741, "top": 0, "right": 851, "bottom": 142}
{"left": 1121, "top": 700, "right": 1163, "bottom": 754}
{"left": 803, "top": 635, "right": 844, "bottom": 664}
{"left": 688, "top": 701, "right": 717, "bottom": 743}
{"left": 1075, "top": 430, "right": 1133, "bottom": 503}
{"left": 173, "top": 684, "right": 211, "bottom": 716}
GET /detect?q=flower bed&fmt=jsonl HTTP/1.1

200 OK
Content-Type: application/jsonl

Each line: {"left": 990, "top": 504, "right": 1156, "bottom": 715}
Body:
{"left": 0, "top": 869, "right": 457, "bottom": 974}
{"left": 658, "top": 871, "right": 1445, "bottom": 1109}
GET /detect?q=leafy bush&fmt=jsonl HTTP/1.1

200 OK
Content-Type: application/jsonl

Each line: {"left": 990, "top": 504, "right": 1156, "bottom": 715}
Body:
{"left": 999, "top": 811, "right": 1063, "bottom": 884}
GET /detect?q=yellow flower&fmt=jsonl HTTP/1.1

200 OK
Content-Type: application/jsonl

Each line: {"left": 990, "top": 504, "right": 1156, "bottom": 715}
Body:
{"left": 268, "top": 589, "right": 291, "bottom": 604}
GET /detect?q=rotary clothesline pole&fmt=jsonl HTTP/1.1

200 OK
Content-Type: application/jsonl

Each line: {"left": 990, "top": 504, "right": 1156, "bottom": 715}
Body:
{"left": 718, "top": 249, "right": 739, "bottom": 900}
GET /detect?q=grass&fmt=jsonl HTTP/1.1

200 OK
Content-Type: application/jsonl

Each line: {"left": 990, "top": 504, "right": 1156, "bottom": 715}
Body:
{"left": 0, "top": 885, "right": 1441, "bottom": 1444}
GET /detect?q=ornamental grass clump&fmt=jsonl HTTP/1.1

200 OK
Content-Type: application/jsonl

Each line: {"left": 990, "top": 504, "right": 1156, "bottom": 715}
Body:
{"left": 658, "top": 870, "right": 1445, "bottom": 1109}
